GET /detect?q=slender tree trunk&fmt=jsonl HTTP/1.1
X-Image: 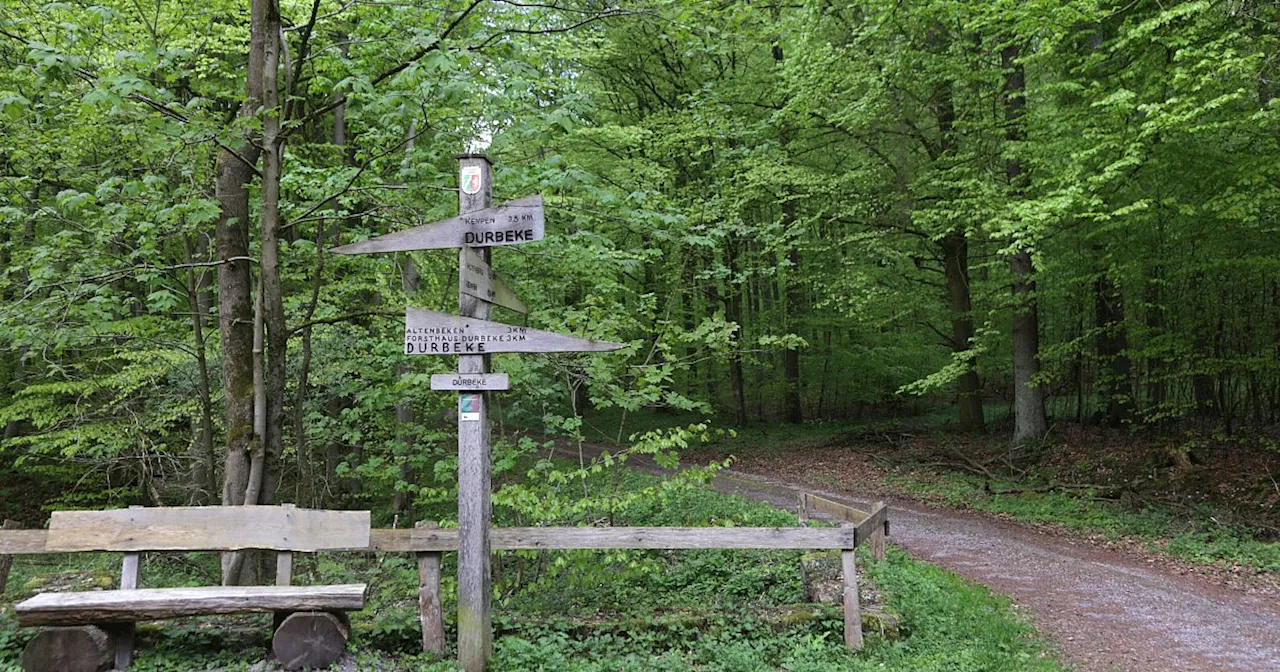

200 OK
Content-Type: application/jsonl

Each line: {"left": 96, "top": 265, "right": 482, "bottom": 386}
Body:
{"left": 1144, "top": 265, "right": 1166, "bottom": 418}
{"left": 393, "top": 256, "right": 419, "bottom": 514}
{"left": 723, "top": 240, "right": 749, "bottom": 426}
{"left": 1095, "top": 271, "right": 1132, "bottom": 427}
{"left": 258, "top": 0, "right": 287, "bottom": 515}
{"left": 217, "top": 0, "right": 269, "bottom": 587}
{"left": 1003, "top": 43, "right": 1046, "bottom": 446}
{"left": 942, "top": 231, "right": 985, "bottom": 432}
{"left": 932, "top": 74, "right": 984, "bottom": 433}
{"left": 183, "top": 236, "right": 218, "bottom": 504}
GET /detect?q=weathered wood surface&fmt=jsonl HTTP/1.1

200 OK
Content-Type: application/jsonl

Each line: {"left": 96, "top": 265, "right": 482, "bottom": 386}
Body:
{"left": 330, "top": 195, "right": 544, "bottom": 254}
{"left": 852, "top": 502, "right": 890, "bottom": 550}
{"left": 869, "top": 501, "right": 887, "bottom": 561}
{"left": 430, "top": 373, "right": 510, "bottom": 391}
{"left": 370, "top": 526, "right": 856, "bottom": 552}
{"left": 272, "top": 611, "right": 350, "bottom": 671}
{"left": 21, "top": 625, "right": 112, "bottom": 672}
{"left": 802, "top": 495, "right": 890, "bottom": 555}
{"left": 0, "top": 519, "right": 20, "bottom": 594}
{"left": 416, "top": 521, "right": 445, "bottom": 653}
{"left": 460, "top": 246, "right": 527, "bottom": 313}
{"left": 405, "top": 308, "right": 626, "bottom": 355}
{"left": 115, "top": 536, "right": 140, "bottom": 670}
{"left": 0, "top": 528, "right": 47, "bottom": 555}
{"left": 842, "top": 545, "right": 863, "bottom": 652}
{"left": 804, "top": 493, "right": 869, "bottom": 524}
{"left": 46, "top": 506, "right": 370, "bottom": 552}
{"left": 14, "top": 584, "right": 368, "bottom": 626}
{"left": 456, "top": 154, "right": 494, "bottom": 672}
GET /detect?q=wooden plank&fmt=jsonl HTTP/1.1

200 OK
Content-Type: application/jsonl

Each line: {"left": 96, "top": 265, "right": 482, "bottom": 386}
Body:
{"left": 430, "top": 373, "right": 509, "bottom": 391}
{"left": 405, "top": 308, "right": 626, "bottom": 355}
{"left": 869, "top": 501, "right": 886, "bottom": 561}
{"left": 416, "top": 521, "right": 445, "bottom": 653}
{"left": 14, "top": 584, "right": 368, "bottom": 627}
{"left": 370, "top": 526, "right": 855, "bottom": 552}
{"left": 852, "top": 503, "right": 890, "bottom": 549}
{"left": 805, "top": 494, "right": 870, "bottom": 525}
{"left": 842, "top": 545, "right": 863, "bottom": 652}
{"left": 46, "top": 506, "right": 370, "bottom": 553}
{"left": 276, "top": 552, "right": 293, "bottom": 587}
{"left": 330, "top": 195, "right": 544, "bottom": 255}
{"left": 461, "top": 247, "right": 527, "bottom": 313}
{"left": 456, "top": 154, "right": 494, "bottom": 672}
{"left": 0, "top": 528, "right": 48, "bottom": 554}
{"left": 0, "top": 519, "right": 20, "bottom": 594}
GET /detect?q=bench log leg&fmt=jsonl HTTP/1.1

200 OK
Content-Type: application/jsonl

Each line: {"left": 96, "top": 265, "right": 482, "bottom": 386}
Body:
{"left": 103, "top": 623, "right": 135, "bottom": 670}
{"left": 21, "top": 626, "right": 113, "bottom": 672}
{"left": 273, "top": 611, "right": 350, "bottom": 671}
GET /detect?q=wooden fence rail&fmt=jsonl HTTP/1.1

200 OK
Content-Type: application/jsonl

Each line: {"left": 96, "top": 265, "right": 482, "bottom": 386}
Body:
{"left": 0, "top": 498, "right": 891, "bottom": 658}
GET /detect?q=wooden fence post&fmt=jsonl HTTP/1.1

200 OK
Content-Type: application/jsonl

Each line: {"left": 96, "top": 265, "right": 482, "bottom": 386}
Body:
{"left": 797, "top": 493, "right": 808, "bottom": 526}
{"left": 841, "top": 523, "right": 863, "bottom": 653}
{"left": 0, "top": 519, "right": 19, "bottom": 595}
{"left": 416, "top": 520, "right": 445, "bottom": 654}
{"left": 870, "top": 501, "right": 886, "bottom": 562}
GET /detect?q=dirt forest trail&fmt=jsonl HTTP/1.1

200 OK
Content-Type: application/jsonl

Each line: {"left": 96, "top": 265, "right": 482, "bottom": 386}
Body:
{"left": 559, "top": 441, "right": 1280, "bottom": 672}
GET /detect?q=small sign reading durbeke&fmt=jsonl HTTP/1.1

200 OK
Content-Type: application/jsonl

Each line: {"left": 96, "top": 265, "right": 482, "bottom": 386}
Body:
{"left": 404, "top": 308, "right": 626, "bottom": 355}
{"left": 431, "top": 373, "right": 510, "bottom": 391}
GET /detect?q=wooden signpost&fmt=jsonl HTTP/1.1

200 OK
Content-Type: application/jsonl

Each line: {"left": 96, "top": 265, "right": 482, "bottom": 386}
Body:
{"left": 331, "top": 154, "right": 624, "bottom": 672}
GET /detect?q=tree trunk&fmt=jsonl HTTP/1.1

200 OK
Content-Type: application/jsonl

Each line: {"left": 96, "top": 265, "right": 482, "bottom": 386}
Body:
{"left": 1003, "top": 42, "right": 1046, "bottom": 446}
{"left": 393, "top": 256, "right": 419, "bottom": 514}
{"left": 184, "top": 236, "right": 218, "bottom": 504}
{"left": 218, "top": 0, "right": 273, "bottom": 586}
{"left": 257, "top": 0, "right": 287, "bottom": 515}
{"left": 783, "top": 248, "right": 803, "bottom": 424}
{"left": 942, "top": 231, "right": 985, "bottom": 432}
{"left": 1144, "top": 265, "right": 1166, "bottom": 418}
{"left": 1095, "top": 271, "right": 1132, "bottom": 427}
{"left": 723, "top": 240, "right": 749, "bottom": 426}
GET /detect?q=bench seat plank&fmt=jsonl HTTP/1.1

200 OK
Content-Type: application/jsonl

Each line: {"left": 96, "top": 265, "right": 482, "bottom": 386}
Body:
{"left": 15, "top": 584, "right": 367, "bottom": 627}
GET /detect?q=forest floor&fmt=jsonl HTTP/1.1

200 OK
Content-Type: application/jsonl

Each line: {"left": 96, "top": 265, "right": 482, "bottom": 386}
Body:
{"left": 558, "top": 425, "right": 1280, "bottom": 672}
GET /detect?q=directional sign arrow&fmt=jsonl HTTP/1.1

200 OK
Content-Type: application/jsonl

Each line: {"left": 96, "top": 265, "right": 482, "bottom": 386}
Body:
{"left": 404, "top": 308, "right": 626, "bottom": 355}
{"left": 460, "top": 247, "right": 527, "bottom": 313}
{"left": 331, "top": 196, "right": 544, "bottom": 255}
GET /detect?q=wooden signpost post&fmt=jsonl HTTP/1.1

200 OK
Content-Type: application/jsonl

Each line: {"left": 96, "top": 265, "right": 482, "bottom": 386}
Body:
{"left": 332, "top": 154, "right": 624, "bottom": 671}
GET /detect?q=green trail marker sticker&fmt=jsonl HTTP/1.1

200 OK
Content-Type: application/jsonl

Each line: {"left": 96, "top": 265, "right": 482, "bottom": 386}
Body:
{"left": 459, "top": 394, "right": 481, "bottom": 422}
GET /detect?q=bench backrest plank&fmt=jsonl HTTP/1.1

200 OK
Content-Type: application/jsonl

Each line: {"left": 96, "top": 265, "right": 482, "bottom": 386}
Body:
{"left": 46, "top": 506, "right": 370, "bottom": 552}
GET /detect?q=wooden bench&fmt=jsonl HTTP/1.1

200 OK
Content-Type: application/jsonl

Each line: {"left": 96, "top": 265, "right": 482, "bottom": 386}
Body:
{"left": 13, "top": 504, "right": 370, "bottom": 672}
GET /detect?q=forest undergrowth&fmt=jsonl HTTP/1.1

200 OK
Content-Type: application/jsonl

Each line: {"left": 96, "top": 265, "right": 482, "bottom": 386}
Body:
{"left": 0, "top": 468, "right": 1062, "bottom": 672}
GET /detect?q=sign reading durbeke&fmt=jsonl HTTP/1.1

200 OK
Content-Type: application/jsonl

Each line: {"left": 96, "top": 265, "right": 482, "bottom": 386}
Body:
{"left": 330, "top": 196, "right": 545, "bottom": 255}
{"left": 430, "top": 373, "right": 510, "bottom": 391}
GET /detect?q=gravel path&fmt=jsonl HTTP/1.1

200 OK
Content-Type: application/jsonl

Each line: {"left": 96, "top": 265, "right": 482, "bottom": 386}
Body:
{"left": 563, "top": 442, "right": 1280, "bottom": 672}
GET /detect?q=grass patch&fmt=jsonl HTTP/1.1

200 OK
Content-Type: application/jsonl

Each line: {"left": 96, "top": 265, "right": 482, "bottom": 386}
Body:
{"left": 886, "top": 470, "right": 1280, "bottom": 573}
